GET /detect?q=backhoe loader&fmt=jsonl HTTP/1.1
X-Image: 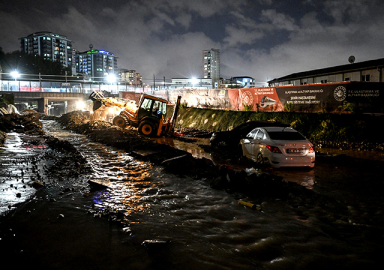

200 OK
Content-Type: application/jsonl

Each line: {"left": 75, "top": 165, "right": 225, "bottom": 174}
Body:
{"left": 89, "top": 91, "right": 181, "bottom": 137}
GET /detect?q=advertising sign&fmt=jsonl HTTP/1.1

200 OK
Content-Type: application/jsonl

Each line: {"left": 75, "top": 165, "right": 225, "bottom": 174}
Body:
{"left": 228, "top": 82, "right": 384, "bottom": 112}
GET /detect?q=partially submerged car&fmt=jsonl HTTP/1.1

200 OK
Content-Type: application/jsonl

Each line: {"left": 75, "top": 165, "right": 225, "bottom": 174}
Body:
{"left": 240, "top": 126, "right": 315, "bottom": 168}
{"left": 210, "top": 121, "right": 290, "bottom": 150}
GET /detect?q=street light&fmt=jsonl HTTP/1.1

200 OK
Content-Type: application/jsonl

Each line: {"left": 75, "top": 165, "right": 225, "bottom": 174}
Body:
{"left": 106, "top": 73, "right": 116, "bottom": 84}
{"left": 11, "top": 70, "right": 20, "bottom": 80}
{"left": 10, "top": 70, "right": 20, "bottom": 91}
{"left": 106, "top": 73, "right": 116, "bottom": 94}
{"left": 191, "top": 77, "right": 198, "bottom": 87}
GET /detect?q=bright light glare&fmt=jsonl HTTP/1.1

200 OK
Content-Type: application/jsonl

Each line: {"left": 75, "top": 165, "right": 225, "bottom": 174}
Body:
{"left": 76, "top": 101, "right": 86, "bottom": 111}
{"left": 107, "top": 74, "right": 116, "bottom": 83}
{"left": 11, "top": 71, "right": 20, "bottom": 79}
{"left": 191, "top": 77, "right": 198, "bottom": 85}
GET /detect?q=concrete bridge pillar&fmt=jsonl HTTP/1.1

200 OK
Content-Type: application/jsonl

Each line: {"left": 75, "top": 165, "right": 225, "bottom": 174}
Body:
{"left": 37, "top": 98, "right": 48, "bottom": 114}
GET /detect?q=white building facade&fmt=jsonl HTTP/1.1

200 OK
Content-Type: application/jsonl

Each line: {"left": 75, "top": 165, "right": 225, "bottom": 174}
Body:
{"left": 203, "top": 48, "right": 220, "bottom": 88}
{"left": 171, "top": 78, "right": 212, "bottom": 89}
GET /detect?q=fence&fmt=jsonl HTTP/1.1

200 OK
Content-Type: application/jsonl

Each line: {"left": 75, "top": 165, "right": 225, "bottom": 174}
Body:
{"left": 0, "top": 79, "right": 144, "bottom": 95}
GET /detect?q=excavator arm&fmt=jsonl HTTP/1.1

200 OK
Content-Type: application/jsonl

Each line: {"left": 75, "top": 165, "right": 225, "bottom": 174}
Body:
{"left": 169, "top": 96, "right": 182, "bottom": 133}
{"left": 157, "top": 95, "right": 181, "bottom": 136}
{"left": 89, "top": 91, "right": 135, "bottom": 111}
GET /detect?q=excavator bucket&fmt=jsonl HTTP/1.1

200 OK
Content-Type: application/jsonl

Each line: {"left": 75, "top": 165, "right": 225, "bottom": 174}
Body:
{"left": 89, "top": 91, "right": 105, "bottom": 101}
{"left": 89, "top": 91, "right": 105, "bottom": 111}
{"left": 93, "top": 100, "right": 103, "bottom": 111}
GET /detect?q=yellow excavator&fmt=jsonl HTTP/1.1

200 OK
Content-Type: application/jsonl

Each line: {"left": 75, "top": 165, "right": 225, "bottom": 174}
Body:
{"left": 89, "top": 91, "right": 181, "bottom": 137}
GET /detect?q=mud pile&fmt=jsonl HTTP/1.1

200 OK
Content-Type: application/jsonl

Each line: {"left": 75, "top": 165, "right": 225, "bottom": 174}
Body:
{"left": 0, "top": 112, "right": 44, "bottom": 135}
{"left": 0, "top": 111, "right": 45, "bottom": 145}
{"left": 58, "top": 111, "right": 179, "bottom": 153}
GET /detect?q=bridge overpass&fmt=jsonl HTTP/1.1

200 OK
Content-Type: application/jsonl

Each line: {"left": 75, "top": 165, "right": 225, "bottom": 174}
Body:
{"left": 0, "top": 78, "right": 125, "bottom": 115}
{"left": 1, "top": 91, "right": 90, "bottom": 114}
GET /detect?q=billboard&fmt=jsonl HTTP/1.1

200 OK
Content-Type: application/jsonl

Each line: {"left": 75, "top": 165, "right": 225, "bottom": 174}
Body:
{"left": 228, "top": 82, "right": 384, "bottom": 113}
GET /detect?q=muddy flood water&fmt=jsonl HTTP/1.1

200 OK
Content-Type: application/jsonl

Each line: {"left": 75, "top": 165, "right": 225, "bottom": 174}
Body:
{"left": 1, "top": 120, "right": 384, "bottom": 269}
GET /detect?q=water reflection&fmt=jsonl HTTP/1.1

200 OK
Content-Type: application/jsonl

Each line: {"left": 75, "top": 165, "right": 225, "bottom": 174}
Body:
{"left": 154, "top": 137, "right": 212, "bottom": 160}
{"left": 154, "top": 136, "right": 318, "bottom": 189}
{"left": 0, "top": 133, "right": 42, "bottom": 215}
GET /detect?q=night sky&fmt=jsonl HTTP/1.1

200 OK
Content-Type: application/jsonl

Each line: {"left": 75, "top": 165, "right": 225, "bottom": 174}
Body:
{"left": 1, "top": 0, "right": 383, "bottom": 85}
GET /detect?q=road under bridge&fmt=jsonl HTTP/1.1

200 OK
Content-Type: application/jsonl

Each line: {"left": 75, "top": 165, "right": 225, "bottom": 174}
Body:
{"left": 1, "top": 91, "right": 89, "bottom": 115}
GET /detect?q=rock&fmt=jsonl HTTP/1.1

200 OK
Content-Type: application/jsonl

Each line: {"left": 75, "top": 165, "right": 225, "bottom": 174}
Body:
{"left": 121, "top": 227, "right": 132, "bottom": 233}
{"left": 141, "top": 239, "right": 170, "bottom": 248}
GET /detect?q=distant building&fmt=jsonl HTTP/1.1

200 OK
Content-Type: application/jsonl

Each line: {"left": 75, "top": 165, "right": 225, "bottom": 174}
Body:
{"left": 203, "top": 48, "right": 220, "bottom": 88}
{"left": 20, "top": 31, "right": 73, "bottom": 72}
{"left": 171, "top": 78, "right": 212, "bottom": 89}
{"left": 119, "top": 69, "right": 142, "bottom": 87}
{"left": 268, "top": 57, "right": 384, "bottom": 86}
{"left": 75, "top": 45, "right": 118, "bottom": 81}
{"left": 221, "top": 76, "right": 255, "bottom": 88}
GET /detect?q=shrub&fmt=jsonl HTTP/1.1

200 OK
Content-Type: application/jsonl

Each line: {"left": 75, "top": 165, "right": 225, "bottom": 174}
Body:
{"left": 284, "top": 102, "right": 294, "bottom": 112}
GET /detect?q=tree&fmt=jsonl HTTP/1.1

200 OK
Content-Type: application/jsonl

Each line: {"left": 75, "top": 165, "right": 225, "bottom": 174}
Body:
{"left": 0, "top": 49, "right": 70, "bottom": 79}
{"left": 0, "top": 46, "right": 4, "bottom": 61}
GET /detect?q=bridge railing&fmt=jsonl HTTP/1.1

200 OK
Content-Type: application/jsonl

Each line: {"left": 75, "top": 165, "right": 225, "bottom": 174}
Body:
{"left": 0, "top": 79, "right": 144, "bottom": 94}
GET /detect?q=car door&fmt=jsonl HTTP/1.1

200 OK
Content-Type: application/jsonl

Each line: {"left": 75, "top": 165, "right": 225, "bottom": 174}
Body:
{"left": 241, "top": 128, "right": 258, "bottom": 158}
{"left": 252, "top": 129, "right": 265, "bottom": 157}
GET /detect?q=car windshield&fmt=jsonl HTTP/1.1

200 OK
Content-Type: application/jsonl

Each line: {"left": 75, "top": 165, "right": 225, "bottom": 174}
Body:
{"left": 268, "top": 131, "right": 306, "bottom": 141}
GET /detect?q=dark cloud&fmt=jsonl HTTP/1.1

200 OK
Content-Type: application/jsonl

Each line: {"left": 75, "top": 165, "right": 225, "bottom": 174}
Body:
{"left": 1, "top": 0, "right": 384, "bottom": 85}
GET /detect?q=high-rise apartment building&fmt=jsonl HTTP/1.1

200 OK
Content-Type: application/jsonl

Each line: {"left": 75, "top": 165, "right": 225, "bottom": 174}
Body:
{"left": 75, "top": 46, "right": 118, "bottom": 81}
{"left": 203, "top": 48, "right": 220, "bottom": 87}
{"left": 119, "top": 69, "right": 142, "bottom": 86}
{"left": 20, "top": 32, "right": 73, "bottom": 72}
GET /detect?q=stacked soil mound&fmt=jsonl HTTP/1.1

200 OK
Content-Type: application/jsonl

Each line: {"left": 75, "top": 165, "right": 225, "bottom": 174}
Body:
{"left": 0, "top": 112, "right": 44, "bottom": 135}
{"left": 1, "top": 111, "right": 45, "bottom": 145}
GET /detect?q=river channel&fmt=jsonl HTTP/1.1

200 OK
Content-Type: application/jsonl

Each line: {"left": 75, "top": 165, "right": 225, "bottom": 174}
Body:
{"left": 1, "top": 120, "right": 383, "bottom": 269}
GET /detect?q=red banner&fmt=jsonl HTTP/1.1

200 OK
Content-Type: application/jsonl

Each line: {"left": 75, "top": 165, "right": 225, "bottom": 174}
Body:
{"left": 237, "top": 88, "right": 284, "bottom": 111}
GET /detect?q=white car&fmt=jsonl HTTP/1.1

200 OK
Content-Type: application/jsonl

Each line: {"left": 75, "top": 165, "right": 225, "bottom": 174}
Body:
{"left": 240, "top": 126, "right": 315, "bottom": 168}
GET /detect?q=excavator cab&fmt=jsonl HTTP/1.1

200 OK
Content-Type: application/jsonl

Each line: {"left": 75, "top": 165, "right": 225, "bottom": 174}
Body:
{"left": 138, "top": 96, "right": 167, "bottom": 120}
{"left": 135, "top": 95, "right": 169, "bottom": 136}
